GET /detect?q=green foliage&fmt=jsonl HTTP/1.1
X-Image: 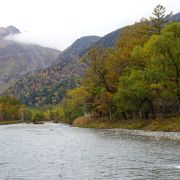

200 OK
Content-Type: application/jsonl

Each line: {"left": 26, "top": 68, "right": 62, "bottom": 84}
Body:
{"left": 115, "top": 70, "right": 151, "bottom": 113}
{"left": 0, "top": 96, "right": 32, "bottom": 121}
{"left": 45, "top": 106, "right": 65, "bottom": 122}
{"left": 31, "top": 109, "right": 45, "bottom": 123}
{"left": 3, "top": 5, "right": 179, "bottom": 125}
{"left": 150, "top": 4, "right": 172, "bottom": 34}
{"left": 145, "top": 23, "right": 180, "bottom": 102}
{"left": 60, "top": 6, "right": 180, "bottom": 122}
{"left": 61, "top": 98, "right": 84, "bottom": 124}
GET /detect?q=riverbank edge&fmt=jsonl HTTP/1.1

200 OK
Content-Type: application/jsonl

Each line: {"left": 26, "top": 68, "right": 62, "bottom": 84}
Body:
{"left": 0, "top": 120, "right": 24, "bottom": 125}
{"left": 0, "top": 120, "right": 51, "bottom": 125}
{"left": 72, "top": 116, "right": 180, "bottom": 132}
{"left": 1, "top": 117, "right": 179, "bottom": 132}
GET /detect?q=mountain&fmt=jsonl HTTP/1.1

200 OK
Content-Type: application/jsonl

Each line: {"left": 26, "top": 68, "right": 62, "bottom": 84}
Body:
{"left": 3, "top": 27, "right": 125, "bottom": 106}
{"left": 54, "top": 36, "right": 100, "bottom": 65}
{"left": 0, "top": 25, "right": 20, "bottom": 39}
{"left": 94, "top": 12, "right": 180, "bottom": 48}
{"left": 6, "top": 12, "right": 180, "bottom": 106}
{"left": 0, "top": 26, "right": 60, "bottom": 93}
{"left": 171, "top": 12, "right": 180, "bottom": 22}
{"left": 96, "top": 28, "right": 123, "bottom": 48}
{"left": 6, "top": 36, "right": 100, "bottom": 106}
{"left": 95, "top": 12, "right": 180, "bottom": 48}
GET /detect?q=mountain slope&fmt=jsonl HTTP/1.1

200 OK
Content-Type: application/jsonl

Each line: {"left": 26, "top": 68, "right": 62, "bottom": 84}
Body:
{"left": 0, "top": 25, "right": 20, "bottom": 39}
{"left": 0, "top": 26, "right": 60, "bottom": 93}
{"left": 54, "top": 36, "right": 100, "bottom": 65}
{"left": 94, "top": 12, "right": 180, "bottom": 48}
{"left": 95, "top": 28, "right": 123, "bottom": 48}
{"left": 171, "top": 12, "right": 180, "bottom": 22}
{"left": 6, "top": 12, "right": 180, "bottom": 106}
{"left": 6, "top": 36, "right": 100, "bottom": 106}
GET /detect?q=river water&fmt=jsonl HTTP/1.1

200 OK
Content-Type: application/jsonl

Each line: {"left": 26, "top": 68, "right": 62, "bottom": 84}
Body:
{"left": 0, "top": 123, "right": 179, "bottom": 180}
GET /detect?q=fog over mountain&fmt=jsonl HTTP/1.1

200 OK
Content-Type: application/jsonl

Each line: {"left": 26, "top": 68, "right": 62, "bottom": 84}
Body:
{"left": 5, "top": 31, "right": 63, "bottom": 50}
{"left": 0, "top": 26, "right": 60, "bottom": 93}
{"left": 0, "top": 0, "right": 179, "bottom": 50}
{"left": 5, "top": 11, "right": 180, "bottom": 106}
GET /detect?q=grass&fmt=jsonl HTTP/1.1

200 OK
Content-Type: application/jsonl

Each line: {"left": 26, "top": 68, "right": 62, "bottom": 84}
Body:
{"left": 0, "top": 120, "right": 23, "bottom": 125}
{"left": 73, "top": 116, "right": 180, "bottom": 132}
{"left": 1, "top": 116, "right": 179, "bottom": 132}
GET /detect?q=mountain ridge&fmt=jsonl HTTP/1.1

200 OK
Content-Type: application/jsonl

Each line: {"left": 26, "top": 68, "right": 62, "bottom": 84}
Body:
{"left": 0, "top": 25, "right": 20, "bottom": 39}
{"left": 0, "top": 26, "right": 60, "bottom": 93}
{"left": 5, "top": 12, "right": 180, "bottom": 106}
{"left": 5, "top": 36, "right": 101, "bottom": 106}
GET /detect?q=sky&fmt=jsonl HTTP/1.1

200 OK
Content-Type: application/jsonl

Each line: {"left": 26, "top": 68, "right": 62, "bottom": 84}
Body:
{"left": 0, "top": 0, "right": 179, "bottom": 50}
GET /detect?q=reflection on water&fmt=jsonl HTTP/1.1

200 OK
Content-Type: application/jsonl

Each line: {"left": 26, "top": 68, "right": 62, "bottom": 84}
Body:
{"left": 0, "top": 123, "right": 179, "bottom": 180}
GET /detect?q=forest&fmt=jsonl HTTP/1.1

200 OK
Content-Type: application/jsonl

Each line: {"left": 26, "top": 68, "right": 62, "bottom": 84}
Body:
{"left": 60, "top": 5, "right": 180, "bottom": 121}
{"left": 0, "top": 96, "right": 60, "bottom": 124}
{"left": 1, "top": 5, "right": 180, "bottom": 130}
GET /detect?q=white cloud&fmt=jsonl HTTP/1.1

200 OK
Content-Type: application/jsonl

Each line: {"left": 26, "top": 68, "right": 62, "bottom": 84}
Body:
{"left": 5, "top": 31, "right": 67, "bottom": 50}
{"left": 0, "top": 0, "right": 179, "bottom": 50}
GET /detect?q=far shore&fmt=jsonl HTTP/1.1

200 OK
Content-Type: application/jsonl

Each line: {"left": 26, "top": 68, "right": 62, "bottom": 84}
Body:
{"left": 0, "top": 120, "right": 24, "bottom": 125}
{"left": 0, "top": 116, "right": 180, "bottom": 133}
{"left": 72, "top": 116, "right": 180, "bottom": 132}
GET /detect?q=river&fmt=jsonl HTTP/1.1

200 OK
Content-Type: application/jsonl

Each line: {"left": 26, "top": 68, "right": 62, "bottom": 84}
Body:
{"left": 0, "top": 123, "right": 179, "bottom": 180}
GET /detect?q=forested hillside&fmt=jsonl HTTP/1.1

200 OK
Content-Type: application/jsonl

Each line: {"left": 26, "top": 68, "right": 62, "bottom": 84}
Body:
{"left": 0, "top": 26, "right": 60, "bottom": 93}
{"left": 171, "top": 12, "right": 180, "bottom": 22}
{"left": 6, "top": 36, "right": 100, "bottom": 106}
{"left": 1, "top": 5, "right": 180, "bottom": 131}
{"left": 56, "top": 5, "right": 180, "bottom": 123}
{"left": 5, "top": 7, "right": 180, "bottom": 108}
{"left": 7, "top": 27, "right": 129, "bottom": 107}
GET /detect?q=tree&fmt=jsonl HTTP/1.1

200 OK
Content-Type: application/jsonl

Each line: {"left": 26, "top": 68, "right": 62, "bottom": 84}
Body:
{"left": 31, "top": 109, "right": 45, "bottom": 123}
{"left": 150, "top": 4, "right": 172, "bottom": 34}
{"left": 0, "top": 96, "right": 23, "bottom": 121}
{"left": 19, "top": 106, "right": 32, "bottom": 122}
{"left": 59, "top": 7, "right": 179, "bottom": 122}
{"left": 67, "top": 86, "right": 92, "bottom": 112}
{"left": 151, "top": 23, "right": 180, "bottom": 107}
{"left": 115, "top": 70, "right": 154, "bottom": 119}
{"left": 0, "top": 103, "right": 4, "bottom": 121}
{"left": 81, "top": 48, "right": 116, "bottom": 119}
{"left": 82, "top": 47, "right": 116, "bottom": 93}
{"left": 61, "top": 98, "right": 84, "bottom": 123}
{"left": 116, "top": 19, "right": 152, "bottom": 52}
{"left": 131, "top": 22, "right": 180, "bottom": 115}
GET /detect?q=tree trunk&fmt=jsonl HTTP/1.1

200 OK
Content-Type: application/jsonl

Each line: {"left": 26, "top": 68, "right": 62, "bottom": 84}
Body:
{"left": 21, "top": 111, "right": 24, "bottom": 121}
{"left": 150, "top": 100, "right": 156, "bottom": 118}
{"left": 0, "top": 112, "right": 3, "bottom": 121}
{"left": 122, "top": 112, "right": 127, "bottom": 120}
{"left": 108, "top": 105, "right": 112, "bottom": 121}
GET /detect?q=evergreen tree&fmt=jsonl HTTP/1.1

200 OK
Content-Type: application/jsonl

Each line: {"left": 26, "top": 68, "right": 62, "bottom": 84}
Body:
{"left": 150, "top": 4, "right": 172, "bottom": 34}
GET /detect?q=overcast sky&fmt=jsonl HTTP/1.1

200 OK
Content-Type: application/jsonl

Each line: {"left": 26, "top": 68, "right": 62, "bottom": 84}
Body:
{"left": 0, "top": 0, "right": 179, "bottom": 50}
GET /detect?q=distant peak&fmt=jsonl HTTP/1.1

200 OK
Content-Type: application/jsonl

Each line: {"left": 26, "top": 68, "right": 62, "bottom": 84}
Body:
{"left": 74, "top": 36, "right": 100, "bottom": 43}
{"left": 6, "top": 25, "right": 20, "bottom": 34}
{"left": 71, "top": 35, "right": 100, "bottom": 47}
{"left": 0, "top": 25, "right": 20, "bottom": 39}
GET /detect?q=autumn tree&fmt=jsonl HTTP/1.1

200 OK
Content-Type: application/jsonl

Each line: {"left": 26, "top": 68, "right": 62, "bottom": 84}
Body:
{"left": 59, "top": 6, "right": 179, "bottom": 122}
{"left": 150, "top": 23, "right": 180, "bottom": 108}
{"left": 130, "top": 22, "right": 180, "bottom": 115}
{"left": 150, "top": 4, "right": 172, "bottom": 34}
{"left": 0, "top": 96, "right": 24, "bottom": 121}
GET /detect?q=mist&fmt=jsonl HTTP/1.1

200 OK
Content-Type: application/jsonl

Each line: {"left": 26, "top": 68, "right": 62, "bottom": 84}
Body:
{"left": 5, "top": 31, "right": 73, "bottom": 50}
{"left": 1, "top": 0, "right": 179, "bottom": 51}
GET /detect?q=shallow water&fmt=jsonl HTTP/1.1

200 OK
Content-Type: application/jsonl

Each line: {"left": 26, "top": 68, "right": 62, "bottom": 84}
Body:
{"left": 0, "top": 123, "right": 180, "bottom": 180}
